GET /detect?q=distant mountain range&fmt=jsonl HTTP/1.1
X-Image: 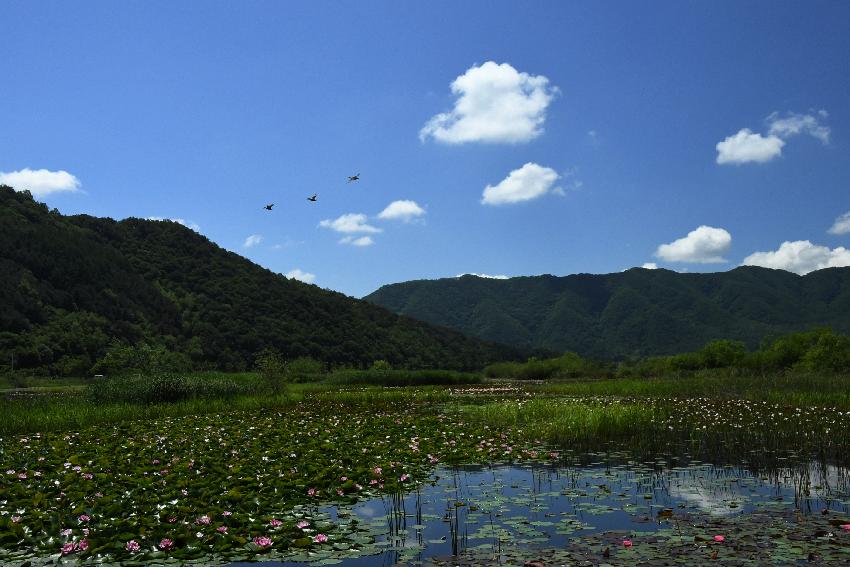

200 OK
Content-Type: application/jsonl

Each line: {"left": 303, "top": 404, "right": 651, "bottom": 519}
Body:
{"left": 365, "top": 267, "right": 850, "bottom": 359}
{"left": 0, "top": 186, "right": 522, "bottom": 374}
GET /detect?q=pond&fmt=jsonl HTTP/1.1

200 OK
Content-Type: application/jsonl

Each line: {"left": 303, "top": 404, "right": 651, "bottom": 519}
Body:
{"left": 229, "top": 455, "right": 850, "bottom": 566}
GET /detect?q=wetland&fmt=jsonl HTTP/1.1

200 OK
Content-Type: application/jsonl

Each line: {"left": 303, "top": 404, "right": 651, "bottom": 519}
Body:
{"left": 2, "top": 380, "right": 850, "bottom": 565}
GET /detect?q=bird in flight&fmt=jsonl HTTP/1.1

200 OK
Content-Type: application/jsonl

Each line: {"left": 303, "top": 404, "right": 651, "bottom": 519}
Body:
{"left": 347, "top": 173, "right": 360, "bottom": 183}
{"left": 307, "top": 194, "right": 317, "bottom": 202}
{"left": 264, "top": 203, "right": 274, "bottom": 211}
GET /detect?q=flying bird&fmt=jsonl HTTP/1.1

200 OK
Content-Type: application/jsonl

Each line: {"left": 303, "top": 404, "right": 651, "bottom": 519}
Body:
{"left": 347, "top": 173, "right": 360, "bottom": 183}
{"left": 307, "top": 194, "right": 317, "bottom": 202}
{"left": 264, "top": 204, "right": 274, "bottom": 210}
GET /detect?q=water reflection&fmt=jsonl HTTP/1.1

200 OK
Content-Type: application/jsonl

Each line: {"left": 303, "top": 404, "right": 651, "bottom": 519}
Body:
{"left": 229, "top": 455, "right": 850, "bottom": 566}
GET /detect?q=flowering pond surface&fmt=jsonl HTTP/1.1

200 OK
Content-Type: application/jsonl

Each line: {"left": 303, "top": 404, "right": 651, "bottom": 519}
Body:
{"left": 2, "top": 388, "right": 850, "bottom": 565}
{"left": 230, "top": 459, "right": 850, "bottom": 567}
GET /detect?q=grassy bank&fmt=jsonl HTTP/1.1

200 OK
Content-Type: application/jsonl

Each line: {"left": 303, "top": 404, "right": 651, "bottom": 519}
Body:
{"left": 537, "top": 370, "right": 850, "bottom": 408}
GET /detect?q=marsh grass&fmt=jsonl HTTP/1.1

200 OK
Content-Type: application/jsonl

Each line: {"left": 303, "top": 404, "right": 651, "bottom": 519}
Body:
{"left": 0, "top": 390, "right": 304, "bottom": 434}
{"left": 325, "top": 368, "right": 480, "bottom": 387}
{"left": 0, "top": 383, "right": 461, "bottom": 434}
{"left": 461, "top": 395, "right": 850, "bottom": 465}
{"left": 537, "top": 370, "right": 850, "bottom": 408}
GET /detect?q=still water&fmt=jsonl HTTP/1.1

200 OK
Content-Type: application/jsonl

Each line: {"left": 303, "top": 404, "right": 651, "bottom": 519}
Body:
{"left": 230, "top": 455, "right": 850, "bottom": 566}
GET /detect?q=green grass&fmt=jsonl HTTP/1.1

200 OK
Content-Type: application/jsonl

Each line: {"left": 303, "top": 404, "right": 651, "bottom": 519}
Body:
{"left": 0, "top": 383, "right": 464, "bottom": 435}
{"left": 3, "top": 368, "right": 850, "bottom": 435}
{"left": 534, "top": 370, "right": 850, "bottom": 408}
{"left": 324, "top": 368, "right": 480, "bottom": 387}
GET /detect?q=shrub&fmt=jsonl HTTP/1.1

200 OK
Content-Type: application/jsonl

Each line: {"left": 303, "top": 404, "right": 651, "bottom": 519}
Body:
{"left": 254, "top": 349, "right": 288, "bottom": 393}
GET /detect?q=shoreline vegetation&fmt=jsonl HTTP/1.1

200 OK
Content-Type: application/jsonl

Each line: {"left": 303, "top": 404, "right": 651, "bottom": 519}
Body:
{"left": 0, "top": 328, "right": 849, "bottom": 435}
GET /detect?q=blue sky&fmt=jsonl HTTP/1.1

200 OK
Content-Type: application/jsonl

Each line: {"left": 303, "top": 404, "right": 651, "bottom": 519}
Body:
{"left": 2, "top": 1, "right": 849, "bottom": 297}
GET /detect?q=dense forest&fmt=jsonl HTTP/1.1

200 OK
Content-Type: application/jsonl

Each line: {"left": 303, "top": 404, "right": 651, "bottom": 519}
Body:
{"left": 365, "top": 266, "right": 850, "bottom": 359}
{"left": 0, "top": 186, "right": 525, "bottom": 375}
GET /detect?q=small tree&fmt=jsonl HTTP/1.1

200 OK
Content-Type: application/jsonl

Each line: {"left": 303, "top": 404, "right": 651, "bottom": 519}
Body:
{"left": 370, "top": 359, "right": 392, "bottom": 373}
{"left": 255, "top": 349, "right": 287, "bottom": 393}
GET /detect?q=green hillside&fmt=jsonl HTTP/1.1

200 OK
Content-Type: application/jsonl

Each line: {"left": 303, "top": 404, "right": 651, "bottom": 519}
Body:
{"left": 0, "top": 186, "right": 523, "bottom": 374}
{"left": 365, "top": 267, "right": 850, "bottom": 359}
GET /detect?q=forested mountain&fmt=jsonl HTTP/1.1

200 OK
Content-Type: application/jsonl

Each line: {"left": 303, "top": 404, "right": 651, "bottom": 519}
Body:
{"left": 0, "top": 186, "right": 523, "bottom": 374}
{"left": 365, "top": 267, "right": 850, "bottom": 359}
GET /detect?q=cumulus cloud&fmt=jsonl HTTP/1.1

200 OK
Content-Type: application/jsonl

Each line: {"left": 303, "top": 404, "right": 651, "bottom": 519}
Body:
{"left": 0, "top": 168, "right": 81, "bottom": 196}
{"left": 641, "top": 263, "right": 659, "bottom": 269}
{"left": 243, "top": 234, "right": 263, "bottom": 248}
{"left": 827, "top": 211, "right": 850, "bottom": 235}
{"left": 147, "top": 217, "right": 200, "bottom": 232}
{"left": 285, "top": 268, "right": 316, "bottom": 284}
{"left": 377, "top": 200, "right": 426, "bottom": 222}
{"left": 340, "top": 236, "right": 374, "bottom": 247}
{"left": 715, "top": 129, "right": 785, "bottom": 164}
{"left": 742, "top": 240, "right": 850, "bottom": 275}
{"left": 482, "top": 162, "right": 560, "bottom": 206}
{"left": 655, "top": 226, "right": 732, "bottom": 264}
{"left": 319, "top": 213, "right": 382, "bottom": 234}
{"left": 456, "top": 273, "right": 509, "bottom": 279}
{"left": 767, "top": 111, "right": 830, "bottom": 144}
{"left": 716, "top": 110, "right": 830, "bottom": 165}
{"left": 420, "top": 61, "right": 558, "bottom": 144}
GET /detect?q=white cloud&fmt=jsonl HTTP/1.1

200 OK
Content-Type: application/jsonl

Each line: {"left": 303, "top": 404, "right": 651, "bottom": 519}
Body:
{"left": 377, "top": 200, "right": 426, "bottom": 222}
{"left": 641, "top": 263, "right": 659, "bottom": 269}
{"left": 482, "top": 162, "right": 560, "bottom": 206}
{"left": 742, "top": 240, "right": 850, "bottom": 275}
{"left": 419, "top": 61, "right": 559, "bottom": 144}
{"left": 715, "top": 129, "right": 785, "bottom": 164}
{"left": 0, "top": 168, "right": 81, "bottom": 196}
{"left": 829, "top": 211, "right": 850, "bottom": 235}
{"left": 243, "top": 234, "right": 263, "bottom": 248}
{"left": 340, "top": 236, "right": 374, "bottom": 247}
{"left": 456, "top": 273, "right": 509, "bottom": 279}
{"left": 319, "top": 213, "right": 382, "bottom": 234}
{"left": 767, "top": 111, "right": 830, "bottom": 144}
{"left": 146, "top": 217, "right": 200, "bottom": 232}
{"left": 285, "top": 268, "right": 316, "bottom": 284}
{"left": 716, "top": 110, "right": 830, "bottom": 165}
{"left": 656, "top": 226, "right": 732, "bottom": 264}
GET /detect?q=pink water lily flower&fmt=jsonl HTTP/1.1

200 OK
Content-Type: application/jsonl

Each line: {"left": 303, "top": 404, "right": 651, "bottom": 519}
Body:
{"left": 78, "top": 514, "right": 90, "bottom": 523}
{"left": 158, "top": 538, "right": 174, "bottom": 550}
{"left": 841, "top": 524, "right": 850, "bottom": 531}
{"left": 296, "top": 520, "right": 310, "bottom": 529}
{"left": 269, "top": 518, "right": 282, "bottom": 527}
{"left": 253, "top": 536, "right": 272, "bottom": 547}
{"left": 714, "top": 535, "right": 725, "bottom": 542}
{"left": 313, "top": 533, "right": 328, "bottom": 543}
{"left": 126, "top": 540, "right": 141, "bottom": 552}
{"left": 61, "top": 542, "right": 75, "bottom": 555}
{"left": 76, "top": 539, "right": 89, "bottom": 552}
{"left": 623, "top": 539, "right": 633, "bottom": 548}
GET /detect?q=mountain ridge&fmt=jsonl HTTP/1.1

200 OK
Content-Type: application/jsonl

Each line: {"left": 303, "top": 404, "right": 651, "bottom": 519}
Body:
{"left": 0, "top": 186, "right": 523, "bottom": 374}
{"left": 364, "top": 266, "right": 850, "bottom": 359}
